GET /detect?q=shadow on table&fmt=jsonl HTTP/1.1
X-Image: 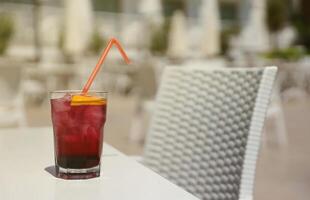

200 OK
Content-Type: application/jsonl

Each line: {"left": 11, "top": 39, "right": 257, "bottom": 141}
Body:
{"left": 45, "top": 165, "right": 57, "bottom": 177}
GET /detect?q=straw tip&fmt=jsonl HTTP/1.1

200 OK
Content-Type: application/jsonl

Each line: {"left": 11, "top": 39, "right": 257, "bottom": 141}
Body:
{"left": 111, "top": 37, "right": 118, "bottom": 42}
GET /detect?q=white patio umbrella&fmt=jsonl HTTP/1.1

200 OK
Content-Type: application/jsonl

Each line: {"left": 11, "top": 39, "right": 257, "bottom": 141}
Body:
{"left": 139, "top": 0, "right": 163, "bottom": 25}
{"left": 200, "top": 0, "right": 221, "bottom": 57}
{"left": 63, "top": 0, "right": 93, "bottom": 58}
{"left": 167, "top": 11, "right": 188, "bottom": 60}
{"left": 239, "top": 0, "right": 269, "bottom": 52}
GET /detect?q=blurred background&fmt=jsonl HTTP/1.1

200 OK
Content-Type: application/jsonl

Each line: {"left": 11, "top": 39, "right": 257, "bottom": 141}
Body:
{"left": 0, "top": 0, "right": 309, "bottom": 199}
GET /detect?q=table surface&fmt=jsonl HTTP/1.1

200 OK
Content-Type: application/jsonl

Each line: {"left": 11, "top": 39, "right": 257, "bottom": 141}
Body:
{"left": 0, "top": 127, "right": 198, "bottom": 200}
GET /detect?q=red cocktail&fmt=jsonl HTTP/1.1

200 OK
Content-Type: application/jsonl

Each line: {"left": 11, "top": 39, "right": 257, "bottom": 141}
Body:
{"left": 51, "top": 91, "right": 107, "bottom": 179}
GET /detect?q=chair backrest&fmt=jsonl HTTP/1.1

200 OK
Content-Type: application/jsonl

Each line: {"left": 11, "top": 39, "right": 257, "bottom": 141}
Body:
{"left": 143, "top": 66, "right": 277, "bottom": 200}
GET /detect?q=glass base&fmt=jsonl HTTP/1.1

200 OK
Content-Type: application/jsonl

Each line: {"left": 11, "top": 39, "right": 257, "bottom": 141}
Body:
{"left": 56, "top": 165, "right": 100, "bottom": 179}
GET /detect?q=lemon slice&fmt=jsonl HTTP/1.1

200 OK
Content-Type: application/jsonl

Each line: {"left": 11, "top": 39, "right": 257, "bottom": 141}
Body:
{"left": 71, "top": 95, "right": 106, "bottom": 106}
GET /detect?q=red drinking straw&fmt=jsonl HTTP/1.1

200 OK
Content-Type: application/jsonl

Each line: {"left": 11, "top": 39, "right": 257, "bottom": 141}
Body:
{"left": 81, "top": 38, "right": 131, "bottom": 94}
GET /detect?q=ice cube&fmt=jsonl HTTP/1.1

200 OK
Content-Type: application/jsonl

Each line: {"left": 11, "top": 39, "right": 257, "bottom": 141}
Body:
{"left": 83, "top": 106, "right": 106, "bottom": 128}
{"left": 51, "top": 93, "right": 72, "bottom": 113}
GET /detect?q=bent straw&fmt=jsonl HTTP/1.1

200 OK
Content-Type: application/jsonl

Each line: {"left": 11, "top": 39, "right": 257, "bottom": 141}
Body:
{"left": 82, "top": 38, "right": 131, "bottom": 94}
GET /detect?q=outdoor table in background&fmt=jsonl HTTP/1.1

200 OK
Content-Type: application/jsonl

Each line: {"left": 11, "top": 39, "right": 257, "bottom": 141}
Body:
{"left": 0, "top": 127, "right": 198, "bottom": 200}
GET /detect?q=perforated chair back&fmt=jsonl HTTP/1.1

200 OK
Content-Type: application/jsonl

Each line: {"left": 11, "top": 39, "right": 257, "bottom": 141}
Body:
{"left": 143, "top": 66, "right": 277, "bottom": 200}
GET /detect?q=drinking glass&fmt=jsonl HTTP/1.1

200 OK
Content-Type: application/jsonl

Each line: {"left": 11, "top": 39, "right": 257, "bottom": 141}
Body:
{"left": 50, "top": 90, "right": 107, "bottom": 179}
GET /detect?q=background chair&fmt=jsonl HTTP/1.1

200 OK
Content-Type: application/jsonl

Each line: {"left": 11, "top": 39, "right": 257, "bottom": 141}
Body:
{"left": 264, "top": 72, "right": 287, "bottom": 146}
{"left": 143, "top": 66, "right": 277, "bottom": 200}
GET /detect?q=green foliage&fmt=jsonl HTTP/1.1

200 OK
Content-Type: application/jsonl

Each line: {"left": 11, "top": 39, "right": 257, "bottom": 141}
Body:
{"left": 92, "top": 0, "right": 121, "bottom": 12}
{"left": 263, "top": 47, "right": 306, "bottom": 61}
{"left": 0, "top": 13, "right": 14, "bottom": 55}
{"left": 89, "top": 31, "right": 106, "bottom": 54}
{"left": 292, "top": 0, "right": 310, "bottom": 51}
{"left": 220, "top": 2, "right": 238, "bottom": 21}
{"left": 58, "top": 29, "right": 64, "bottom": 51}
{"left": 220, "top": 25, "right": 240, "bottom": 55}
{"left": 163, "top": 0, "right": 186, "bottom": 17}
{"left": 150, "top": 19, "right": 170, "bottom": 55}
{"left": 266, "top": 0, "right": 288, "bottom": 33}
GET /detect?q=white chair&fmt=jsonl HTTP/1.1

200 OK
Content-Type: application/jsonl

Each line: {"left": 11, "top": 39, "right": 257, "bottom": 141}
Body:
{"left": 0, "top": 64, "right": 26, "bottom": 127}
{"left": 143, "top": 66, "right": 277, "bottom": 200}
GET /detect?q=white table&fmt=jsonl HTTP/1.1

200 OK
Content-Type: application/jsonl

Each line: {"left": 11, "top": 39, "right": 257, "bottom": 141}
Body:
{"left": 0, "top": 127, "right": 199, "bottom": 200}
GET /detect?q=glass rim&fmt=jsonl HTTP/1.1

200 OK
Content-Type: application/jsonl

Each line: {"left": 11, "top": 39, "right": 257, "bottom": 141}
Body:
{"left": 50, "top": 90, "right": 108, "bottom": 94}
